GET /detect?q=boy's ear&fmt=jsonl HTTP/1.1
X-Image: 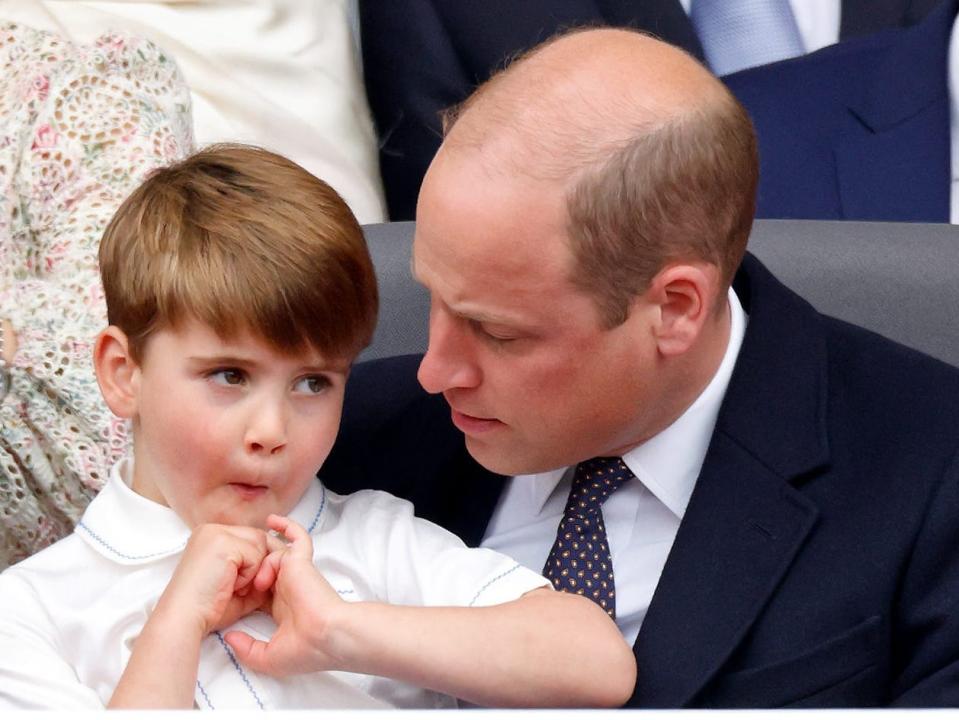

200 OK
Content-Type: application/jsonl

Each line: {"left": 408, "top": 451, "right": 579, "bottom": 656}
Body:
{"left": 93, "top": 326, "right": 140, "bottom": 419}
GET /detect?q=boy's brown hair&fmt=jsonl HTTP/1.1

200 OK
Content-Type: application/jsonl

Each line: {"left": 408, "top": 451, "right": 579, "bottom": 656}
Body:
{"left": 99, "top": 144, "right": 378, "bottom": 362}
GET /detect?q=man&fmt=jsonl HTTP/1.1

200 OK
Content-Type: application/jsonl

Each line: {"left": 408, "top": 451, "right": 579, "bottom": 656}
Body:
{"left": 359, "top": 0, "right": 938, "bottom": 219}
{"left": 725, "top": 0, "right": 957, "bottom": 222}
{"left": 323, "top": 28, "right": 959, "bottom": 707}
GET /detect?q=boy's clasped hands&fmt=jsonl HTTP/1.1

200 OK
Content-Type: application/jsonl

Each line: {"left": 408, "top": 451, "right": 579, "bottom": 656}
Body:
{"left": 157, "top": 514, "right": 341, "bottom": 677}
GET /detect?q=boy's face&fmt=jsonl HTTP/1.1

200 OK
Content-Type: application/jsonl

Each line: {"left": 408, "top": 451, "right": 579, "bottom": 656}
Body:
{"left": 111, "top": 318, "right": 349, "bottom": 528}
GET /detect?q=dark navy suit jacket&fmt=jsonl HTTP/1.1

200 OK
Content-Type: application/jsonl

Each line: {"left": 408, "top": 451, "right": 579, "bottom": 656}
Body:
{"left": 322, "top": 254, "right": 959, "bottom": 707}
{"left": 359, "top": 0, "right": 938, "bottom": 220}
{"left": 726, "top": 0, "right": 956, "bottom": 222}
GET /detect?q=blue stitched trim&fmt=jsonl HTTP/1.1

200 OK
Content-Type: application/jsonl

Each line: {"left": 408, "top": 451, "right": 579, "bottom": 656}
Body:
{"left": 196, "top": 680, "right": 214, "bottom": 710}
{"left": 307, "top": 484, "right": 326, "bottom": 533}
{"left": 469, "top": 563, "right": 522, "bottom": 607}
{"left": 76, "top": 521, "right": 186, "bottom": 561}
{"left": 214, "top": 631, "right": 265, "bottom": 709}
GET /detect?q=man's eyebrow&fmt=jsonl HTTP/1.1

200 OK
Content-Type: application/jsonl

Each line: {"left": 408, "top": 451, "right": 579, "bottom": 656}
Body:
{"left": 453, "top": 308, "right": 518, "bottom": 325}
{"left": 409, "top": 250, "right": 527, "bottom": 326}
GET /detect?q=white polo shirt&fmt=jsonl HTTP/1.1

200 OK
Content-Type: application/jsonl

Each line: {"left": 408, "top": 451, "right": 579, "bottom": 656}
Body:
{"left": 0, "top": 459, "right": 549, "bottom": 710}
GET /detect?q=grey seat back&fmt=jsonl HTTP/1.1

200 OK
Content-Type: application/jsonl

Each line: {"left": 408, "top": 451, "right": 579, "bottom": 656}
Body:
{"left": 360, "top": 220, "right": 959, "bottom": 368}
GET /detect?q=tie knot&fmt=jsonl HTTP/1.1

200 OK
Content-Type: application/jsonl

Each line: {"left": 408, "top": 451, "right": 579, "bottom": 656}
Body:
{"left": 566, "top": 457, "right": 633, "bottom": 516}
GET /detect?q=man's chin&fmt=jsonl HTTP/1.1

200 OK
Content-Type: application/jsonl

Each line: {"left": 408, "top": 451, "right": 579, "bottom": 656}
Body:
{"left": 463, "top": 435, "right": 555, "bottom": 477}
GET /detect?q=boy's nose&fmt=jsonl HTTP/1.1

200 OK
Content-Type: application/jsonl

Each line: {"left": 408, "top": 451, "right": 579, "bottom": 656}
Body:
{"left": 244, "top": 403, "right": 287, "bottom": 455}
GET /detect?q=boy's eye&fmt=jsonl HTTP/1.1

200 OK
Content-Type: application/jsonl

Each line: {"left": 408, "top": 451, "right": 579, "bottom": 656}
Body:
{"left": 295, "top": 375, "right": 331, "bottom": 394}
{"left": 209, "top": 368, "right": 246, "bottom": 386}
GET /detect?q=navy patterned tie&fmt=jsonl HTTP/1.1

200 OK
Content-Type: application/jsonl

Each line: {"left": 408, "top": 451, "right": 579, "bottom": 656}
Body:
{"left": 542, "top": 457, "right": 633, "bottom": 618}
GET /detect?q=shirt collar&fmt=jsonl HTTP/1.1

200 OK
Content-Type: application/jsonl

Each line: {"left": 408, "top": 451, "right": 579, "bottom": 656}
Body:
{"left": 76, "top": 457, "right": 327, "bottom": 565}
{"left": 524, "top": 287, "right": 748, "bottom": 518}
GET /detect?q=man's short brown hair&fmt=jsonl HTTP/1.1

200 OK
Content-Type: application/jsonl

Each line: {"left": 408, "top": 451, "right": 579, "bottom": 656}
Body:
{"left": 565, "top": 93, "right": 758, "bottom": 327}
{"left": 99, "top": 144, "right": 378, "bottom": 361}
{"left": 443, "top": 28, "right": 759, "bottom": 328}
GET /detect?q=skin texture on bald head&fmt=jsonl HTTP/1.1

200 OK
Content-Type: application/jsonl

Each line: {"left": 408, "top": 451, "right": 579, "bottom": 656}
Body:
{"left": 438, "top": 27, "right": 758, "bottom": 326}
{"left": 443, "top": 28, "right": 727, "bottom": 182}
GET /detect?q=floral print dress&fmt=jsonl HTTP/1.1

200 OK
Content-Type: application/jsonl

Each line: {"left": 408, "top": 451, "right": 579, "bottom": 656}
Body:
{"left": 0, "top": 22, "right": 193, "bottom": 568}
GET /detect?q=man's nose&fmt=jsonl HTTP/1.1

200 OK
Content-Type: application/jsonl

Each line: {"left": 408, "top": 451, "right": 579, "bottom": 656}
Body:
{"left": 417, "top": 305, "right": 481, "bottom": 394}
{"left": 244, "top": 399, "right": 288, "bottom": 455}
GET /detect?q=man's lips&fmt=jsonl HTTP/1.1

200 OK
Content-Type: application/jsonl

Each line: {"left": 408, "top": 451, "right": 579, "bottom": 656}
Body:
{"left": 450, "top": 407, "right": 504, "bottom": 434}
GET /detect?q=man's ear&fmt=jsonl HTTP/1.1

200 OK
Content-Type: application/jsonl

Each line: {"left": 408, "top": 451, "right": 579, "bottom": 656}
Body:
{"left": 93, "top": 326, "right": 140, "bottom": 419}
{"left": 645, "top": 263, "right": 722, "bottom": 357}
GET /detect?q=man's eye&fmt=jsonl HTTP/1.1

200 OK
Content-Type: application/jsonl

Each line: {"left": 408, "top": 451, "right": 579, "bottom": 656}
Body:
{"left": 295, "top": 375, "right": 331, "bottom": 394}
{"left": 471, "top": 320, "right": 517, "bottom": 343}
{"left": 209, "top": 368, "right": 245, "bottom": 386}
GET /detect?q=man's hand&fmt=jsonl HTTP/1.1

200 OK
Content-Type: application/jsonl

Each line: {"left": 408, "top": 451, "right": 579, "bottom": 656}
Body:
{"left": 225, "top": 515, "right": 347, "bottom": 676}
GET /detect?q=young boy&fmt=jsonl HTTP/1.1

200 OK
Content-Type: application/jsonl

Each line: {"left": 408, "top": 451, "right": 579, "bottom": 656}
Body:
{"left": 0, "top": 145, "right": 636, "bottom": 709}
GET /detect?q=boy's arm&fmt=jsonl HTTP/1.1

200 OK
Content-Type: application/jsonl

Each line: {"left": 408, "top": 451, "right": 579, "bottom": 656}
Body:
{"left": 108, "top": 524, "right": 276, "bottom": 709}
{"left": 0, "top": 573, "right": 105, "bottom": 709}
{"left": 227, "top": 516, "right": 636, "bottom": 707}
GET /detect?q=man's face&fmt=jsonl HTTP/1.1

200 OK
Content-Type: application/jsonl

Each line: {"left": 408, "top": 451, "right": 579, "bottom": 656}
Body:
{"left": 126, "top": 318, "right": 348, "bottom": 528}
{"left": 414, "top": 152, "right": 666, "bottom": 476}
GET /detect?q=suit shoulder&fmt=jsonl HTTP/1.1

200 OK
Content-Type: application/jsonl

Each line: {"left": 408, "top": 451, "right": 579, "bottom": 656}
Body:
{"left": 725, "top": 28, "right": 898, "bottom": 96}
{"left": 821, "top": 315, "right": 959, "bottom": 442}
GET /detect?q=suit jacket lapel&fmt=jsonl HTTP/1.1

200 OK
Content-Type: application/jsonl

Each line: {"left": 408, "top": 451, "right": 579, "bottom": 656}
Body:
{"left": 835, "top": 0, "right": 954, "bottom": 221}
{"left": 444, "top": 451, "right": 507, "bottom": 548}
{"left": 630, "top": 255, "right": 826, "bottom": 707}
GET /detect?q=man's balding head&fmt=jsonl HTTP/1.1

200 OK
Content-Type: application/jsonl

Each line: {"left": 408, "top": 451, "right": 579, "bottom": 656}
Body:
{"left": 438, "top": 28, "right": 758, "bottom": 326}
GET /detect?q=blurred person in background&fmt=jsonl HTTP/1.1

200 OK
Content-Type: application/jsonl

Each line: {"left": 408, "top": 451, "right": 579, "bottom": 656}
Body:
{"left": 2, "top": 0, "right": 385, "bottom": 223}
{"left": 726, "top": 0, "right": 959, "bottom": 222}
{"left": 0, "top": 20, "right": 193, "bottom": 568}
{"left": 357, "top": 0, "right": 938, "bottom": 220}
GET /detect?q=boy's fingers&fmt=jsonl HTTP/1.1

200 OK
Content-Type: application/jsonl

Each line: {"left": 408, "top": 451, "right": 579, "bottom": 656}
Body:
{"left": 223, "top": 631, "right": 273, "bottom": 675}
{"left": 253, "top": 550, "right": 284, "bottom": 593}
{"left": 266, "top": 533, "right": 288, "bottom": 554}
{"left": 233, "top": 537, "right": 270, "bottom": 592}
{"left": 267, "top": 515, "right": 312, "bottom": 561}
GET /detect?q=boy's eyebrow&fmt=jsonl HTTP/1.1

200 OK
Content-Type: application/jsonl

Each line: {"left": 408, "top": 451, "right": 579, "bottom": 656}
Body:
{"left": 187, "top": 354, "right": 349, "bottom": 373}
{"left": 188, "top": 354, "right": 257, "bottom": 366}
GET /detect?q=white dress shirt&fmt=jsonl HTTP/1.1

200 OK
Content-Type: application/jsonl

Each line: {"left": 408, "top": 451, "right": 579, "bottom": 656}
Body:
{"left": 0, "top": 0, "right": 386, "bottom": 224}
{"left": 0, "top": 459, "right": 548, "bottom": 709}
{"left": 482, "top": 288, "right": 747, "bottom": 646}
{"left": 679, "top": 0, "right": 841, "bottom": 53}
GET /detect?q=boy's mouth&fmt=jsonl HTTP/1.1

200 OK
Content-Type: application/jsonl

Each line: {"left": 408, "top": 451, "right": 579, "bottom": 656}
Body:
{"left": 229, "top": 482, "right": 269, "bottom": 500}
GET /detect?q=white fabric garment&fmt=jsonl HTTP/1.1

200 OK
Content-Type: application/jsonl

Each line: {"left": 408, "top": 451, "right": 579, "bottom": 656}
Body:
{"left": 678, "top": 0, "right": 840, "bottom": 54}
{"left": 948, "top": 12, "right": 959, "bottom": 224}
{"left": 0, "top": 0, "right": 386, "bottom": 223}
{"left": 482, "top": 287, "right": 747, "bottom": 646}
{"left": 0, "top": 459, "right": 548, "bottom": 709}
